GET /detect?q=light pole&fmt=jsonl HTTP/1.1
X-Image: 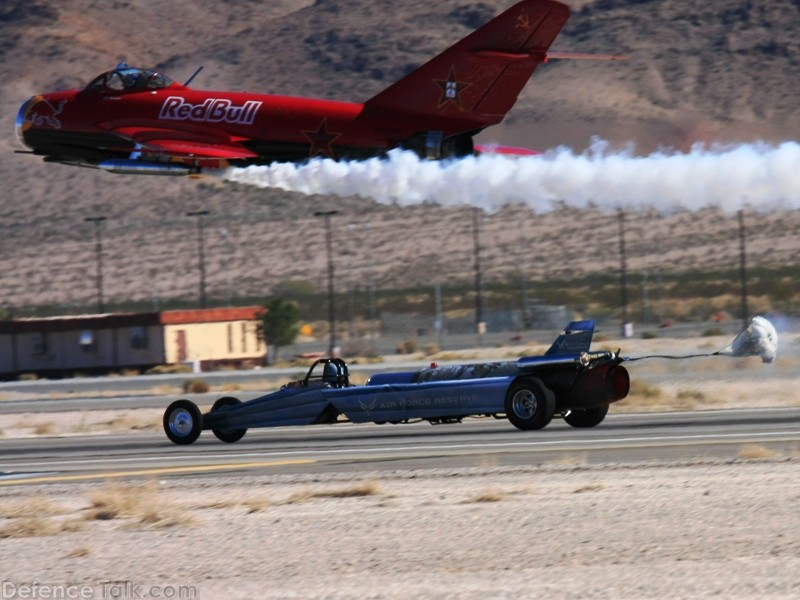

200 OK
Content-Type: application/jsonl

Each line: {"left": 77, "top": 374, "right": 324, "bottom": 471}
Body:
{"left": 617, "top": 209, "right": 631, "bottom": 337}
{"left": 347, "top": 222, "right": 380, "bottom": 341}
{"left": 738, "top": 209, "right": 749, "bottom": 329}
{"left": 472, "top": 208, "right": 485, "bottom": 340}
{"left": 517, "top": 211, "right": 530, "bottom": 328}
{"left": 219, "top": 227, "right": 236, "bottom": 306}
{"left": 187, "top": 210, "right": 210, "bottom": 309}
{"left": 314, "top": 210, "right": 338, "bottom": 356}
{"left": 84, "top": 216, "right": 107, "bottom": 313}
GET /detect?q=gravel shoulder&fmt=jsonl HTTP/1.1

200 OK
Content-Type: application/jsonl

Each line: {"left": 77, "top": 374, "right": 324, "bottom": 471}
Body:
{"left": 1, "top": 461, "right": 799, "bottom": 599}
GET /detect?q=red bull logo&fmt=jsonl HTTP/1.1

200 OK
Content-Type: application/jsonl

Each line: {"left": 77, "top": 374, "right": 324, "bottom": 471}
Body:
{"left": 23, "top": 95, "right": 66, "bottom": 130}
{"left": 159, "top": 96, "right": 261, "bottom": 125}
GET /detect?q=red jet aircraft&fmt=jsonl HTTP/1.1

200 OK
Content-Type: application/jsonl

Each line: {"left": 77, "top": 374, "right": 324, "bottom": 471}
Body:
{"left": 15, "top": 0, "right": 597, "bottom": 176}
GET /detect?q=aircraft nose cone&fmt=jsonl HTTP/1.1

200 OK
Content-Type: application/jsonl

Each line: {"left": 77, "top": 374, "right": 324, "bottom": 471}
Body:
{"left": 15, "top": 96, "right": 34, "bottom": 147}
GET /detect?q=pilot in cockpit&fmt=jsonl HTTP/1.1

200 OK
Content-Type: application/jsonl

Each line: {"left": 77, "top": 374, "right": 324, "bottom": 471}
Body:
{"left": 122, "top": 70, "right": 145, "bottom": 91}
{"left": 87, "top": 63, "right": 173, "bottom": 93}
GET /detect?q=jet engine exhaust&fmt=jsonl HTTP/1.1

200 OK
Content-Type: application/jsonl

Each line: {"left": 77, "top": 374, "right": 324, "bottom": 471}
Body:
{"left": 567, "top": 363, "right": 630, "bottom": 408}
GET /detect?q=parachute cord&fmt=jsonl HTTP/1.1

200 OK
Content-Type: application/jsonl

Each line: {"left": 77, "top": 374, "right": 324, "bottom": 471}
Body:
{"left": 625, "top": 352, "right": 721, "bottom": 362}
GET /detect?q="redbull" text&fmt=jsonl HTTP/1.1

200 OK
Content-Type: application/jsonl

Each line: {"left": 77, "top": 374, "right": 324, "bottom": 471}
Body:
{"left": 159, "top": 96, "right": 261, "bottom": 125}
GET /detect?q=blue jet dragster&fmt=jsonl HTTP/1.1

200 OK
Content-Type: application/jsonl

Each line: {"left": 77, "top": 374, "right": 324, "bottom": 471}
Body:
{"left": 163, "top": 320, "right": 630, "bottom": 444}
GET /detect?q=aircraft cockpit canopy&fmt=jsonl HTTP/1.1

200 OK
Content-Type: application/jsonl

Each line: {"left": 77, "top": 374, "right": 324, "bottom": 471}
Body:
{"left": 86, "top": 64, "right": 174, "bottom": 93}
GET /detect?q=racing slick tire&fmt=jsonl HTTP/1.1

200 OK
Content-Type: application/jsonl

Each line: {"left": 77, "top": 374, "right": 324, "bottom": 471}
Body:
{"left": 163, "top": 399, "right": 203, "bottom": 445}
{"left": 505, "top": 378, "right": 555, "bottom": 431}
{"left": 563, "top": 404, "right": 609, "bottom": 428}
{"left": 210, "top": 396, "right": 247, "bottom": 443}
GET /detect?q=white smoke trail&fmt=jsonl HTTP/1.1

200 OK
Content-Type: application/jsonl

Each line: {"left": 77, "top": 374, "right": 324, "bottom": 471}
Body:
{"left": 223, "top": 138, "right": 800, "bottom": 214}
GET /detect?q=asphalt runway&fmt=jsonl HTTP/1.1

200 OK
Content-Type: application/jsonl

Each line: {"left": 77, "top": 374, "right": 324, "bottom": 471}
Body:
{"left": 1, "top": 407, "right": 799, "bottom": 486}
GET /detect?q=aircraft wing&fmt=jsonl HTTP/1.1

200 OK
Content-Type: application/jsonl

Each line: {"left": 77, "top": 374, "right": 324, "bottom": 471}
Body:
{"left": 110, "top": 126, "right": 258, "bottom": 160}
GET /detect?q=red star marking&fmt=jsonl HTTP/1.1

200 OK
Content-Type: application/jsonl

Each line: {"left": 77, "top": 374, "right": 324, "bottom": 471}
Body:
{"left": 434, "top": 66, "right": 470, "bottom": 109}
{"left": 303, "top": 118, "right": 341, "bottom": 159}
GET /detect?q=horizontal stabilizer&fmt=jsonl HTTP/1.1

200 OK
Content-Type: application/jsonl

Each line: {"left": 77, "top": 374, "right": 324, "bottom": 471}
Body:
{"left": 365, "top": 0, "right": 570, "bottom": 127}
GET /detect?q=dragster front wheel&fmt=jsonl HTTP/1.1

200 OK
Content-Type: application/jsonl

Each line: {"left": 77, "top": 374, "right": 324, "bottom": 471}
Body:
{"left": 163, "top": 399, "right": 203, "bottom": 445}
{"left": 210, "top": 396, "right": 247, "bottom": 443}
{"left": 505, "top": 378, "right": 555, "bottom": 431}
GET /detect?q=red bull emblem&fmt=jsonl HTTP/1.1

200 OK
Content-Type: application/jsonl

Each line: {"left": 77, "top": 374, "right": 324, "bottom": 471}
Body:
{"left": 159, "top": 96, "right": 261, "bottom": 125}
{"left": 24, "top": 96, "right": 67, "bottom": 130}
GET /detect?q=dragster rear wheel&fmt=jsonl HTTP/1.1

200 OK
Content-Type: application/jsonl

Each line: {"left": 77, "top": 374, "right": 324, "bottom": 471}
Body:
{"left": 505, "top": 378, "right": 555, "bottom": 431}
{"left": 163, "top": 399, "right": 203, "bottom": 445}
{"left": 210, "top": 396, "right": 247, "bottom": 443}
{"left": 563, "top": 404, "right": 609, "bottom": 428}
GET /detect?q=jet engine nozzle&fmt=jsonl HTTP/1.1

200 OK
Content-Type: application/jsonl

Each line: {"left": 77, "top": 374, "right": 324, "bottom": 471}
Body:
{"left": 568, "top": 363, "right": 630, "bottom": 408}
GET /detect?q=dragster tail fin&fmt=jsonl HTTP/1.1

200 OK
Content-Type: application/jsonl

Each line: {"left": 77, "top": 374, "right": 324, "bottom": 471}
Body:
{"left": 364, "top": 0, "right": 570, "bottom": 129}
{"left": 545, "top": 320, "right": 595, "bottom": 356}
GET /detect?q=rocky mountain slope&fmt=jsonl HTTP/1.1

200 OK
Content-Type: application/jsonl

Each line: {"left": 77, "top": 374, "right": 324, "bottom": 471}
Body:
{"left": 0, "top": 0, "right": 798, "bottom": 312}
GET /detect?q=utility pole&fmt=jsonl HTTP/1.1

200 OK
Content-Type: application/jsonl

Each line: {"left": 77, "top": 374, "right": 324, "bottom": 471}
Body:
{"left": 472, "top": 208, "right": 485, "bottom": 340}
{"left": 618, "top": 209, "right": 631, "bottom": 337}
{"left": 655, "top": 231, "right": 666, "bottom": 326}
{"left": 365, "top": 223, "right": 378, "bottom": 341}
{"left": 348, "top": 222, "right": 379, "bottom": 342}
{"left": 434, "top": 283, "right": 444, "bottom": 349}
{"left": 84, "top": 216, "right": 107, "bottom": 313}
{"left": 219, "top": 227, "right": 236, "bottom": 306}
{"left": 187, "top": 210, "right": 210, "bottom": 309}
{"left": 517, "top": 213, "right": 530, "bottom": 329}
{"left": 315, "top": 210, "right": 338, "bottom": 356}
{"left": 738, "top": 209, "right": 749, "bottom": 329}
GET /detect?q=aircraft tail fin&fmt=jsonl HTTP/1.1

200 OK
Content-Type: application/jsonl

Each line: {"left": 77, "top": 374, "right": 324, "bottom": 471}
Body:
{"left": 545, "top": 320, "right": 595, "bottom": 356}
{"left": 364, "top": 0, "right": 570, "bottom": 130}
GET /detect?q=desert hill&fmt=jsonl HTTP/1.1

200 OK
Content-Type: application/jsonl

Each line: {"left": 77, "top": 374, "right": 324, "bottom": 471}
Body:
{"left": 0, "top": 0, "right": 798, "bottom": 313}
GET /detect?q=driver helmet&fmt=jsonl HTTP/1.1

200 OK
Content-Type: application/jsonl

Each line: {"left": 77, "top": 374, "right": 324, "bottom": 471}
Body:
{"left": 322, "top": 361, "right": 340, "bottom": 384}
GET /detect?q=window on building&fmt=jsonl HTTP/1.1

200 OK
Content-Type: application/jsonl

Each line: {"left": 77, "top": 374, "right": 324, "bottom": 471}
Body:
{"left": 131, "top": 326, "right": 148, "bottom": 349}
{"left": 80, "top": 330, "right": 96, "bottom": 352}
{"left": 227, "top": 324, "right": 234, "bottom": 354}
{"left": 32, "top": 332, "right": 47, "bottom": 355}
{"left": 241, "top": 323, "right": 248, "bottom": 353}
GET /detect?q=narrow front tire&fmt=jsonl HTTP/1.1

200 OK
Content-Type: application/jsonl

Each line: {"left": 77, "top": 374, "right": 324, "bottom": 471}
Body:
{"left": 163, "top": 399, "right": 203, "bottom": 445}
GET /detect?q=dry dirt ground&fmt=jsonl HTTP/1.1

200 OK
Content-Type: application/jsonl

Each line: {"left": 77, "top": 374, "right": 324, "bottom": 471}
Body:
{"left": 1, "top": 462, "right": 799, "bottom": 599}
{"left": 1, "top": 334, "right": 799, "bottom": 598}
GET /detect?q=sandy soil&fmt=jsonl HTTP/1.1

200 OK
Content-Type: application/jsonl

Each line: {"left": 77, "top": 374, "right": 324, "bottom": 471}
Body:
{"left": 1, "top": 460, "right": 799, "bottom": 599}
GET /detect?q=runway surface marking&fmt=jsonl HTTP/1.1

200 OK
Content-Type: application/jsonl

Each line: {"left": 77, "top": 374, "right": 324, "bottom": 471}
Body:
{"left": 3, "top": 430, "right": 797, "bottom": 473}
{"left": 0, "top": 459, "right": 315, "bottom": 486}
{"left": 5, "top": 429, "right": 799, "bottom": 467}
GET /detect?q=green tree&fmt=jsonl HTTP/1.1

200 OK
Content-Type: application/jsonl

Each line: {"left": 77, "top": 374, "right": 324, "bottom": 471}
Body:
{"left": 261, "top": 297, "right": 300, "bottom": 364}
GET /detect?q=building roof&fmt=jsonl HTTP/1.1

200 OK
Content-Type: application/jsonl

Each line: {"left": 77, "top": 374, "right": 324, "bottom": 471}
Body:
{"left": 0, "top": 307, "right": 265, "bottom": 334}
{"left": 159, "top": 307, "right": 265, "bottom": 325}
